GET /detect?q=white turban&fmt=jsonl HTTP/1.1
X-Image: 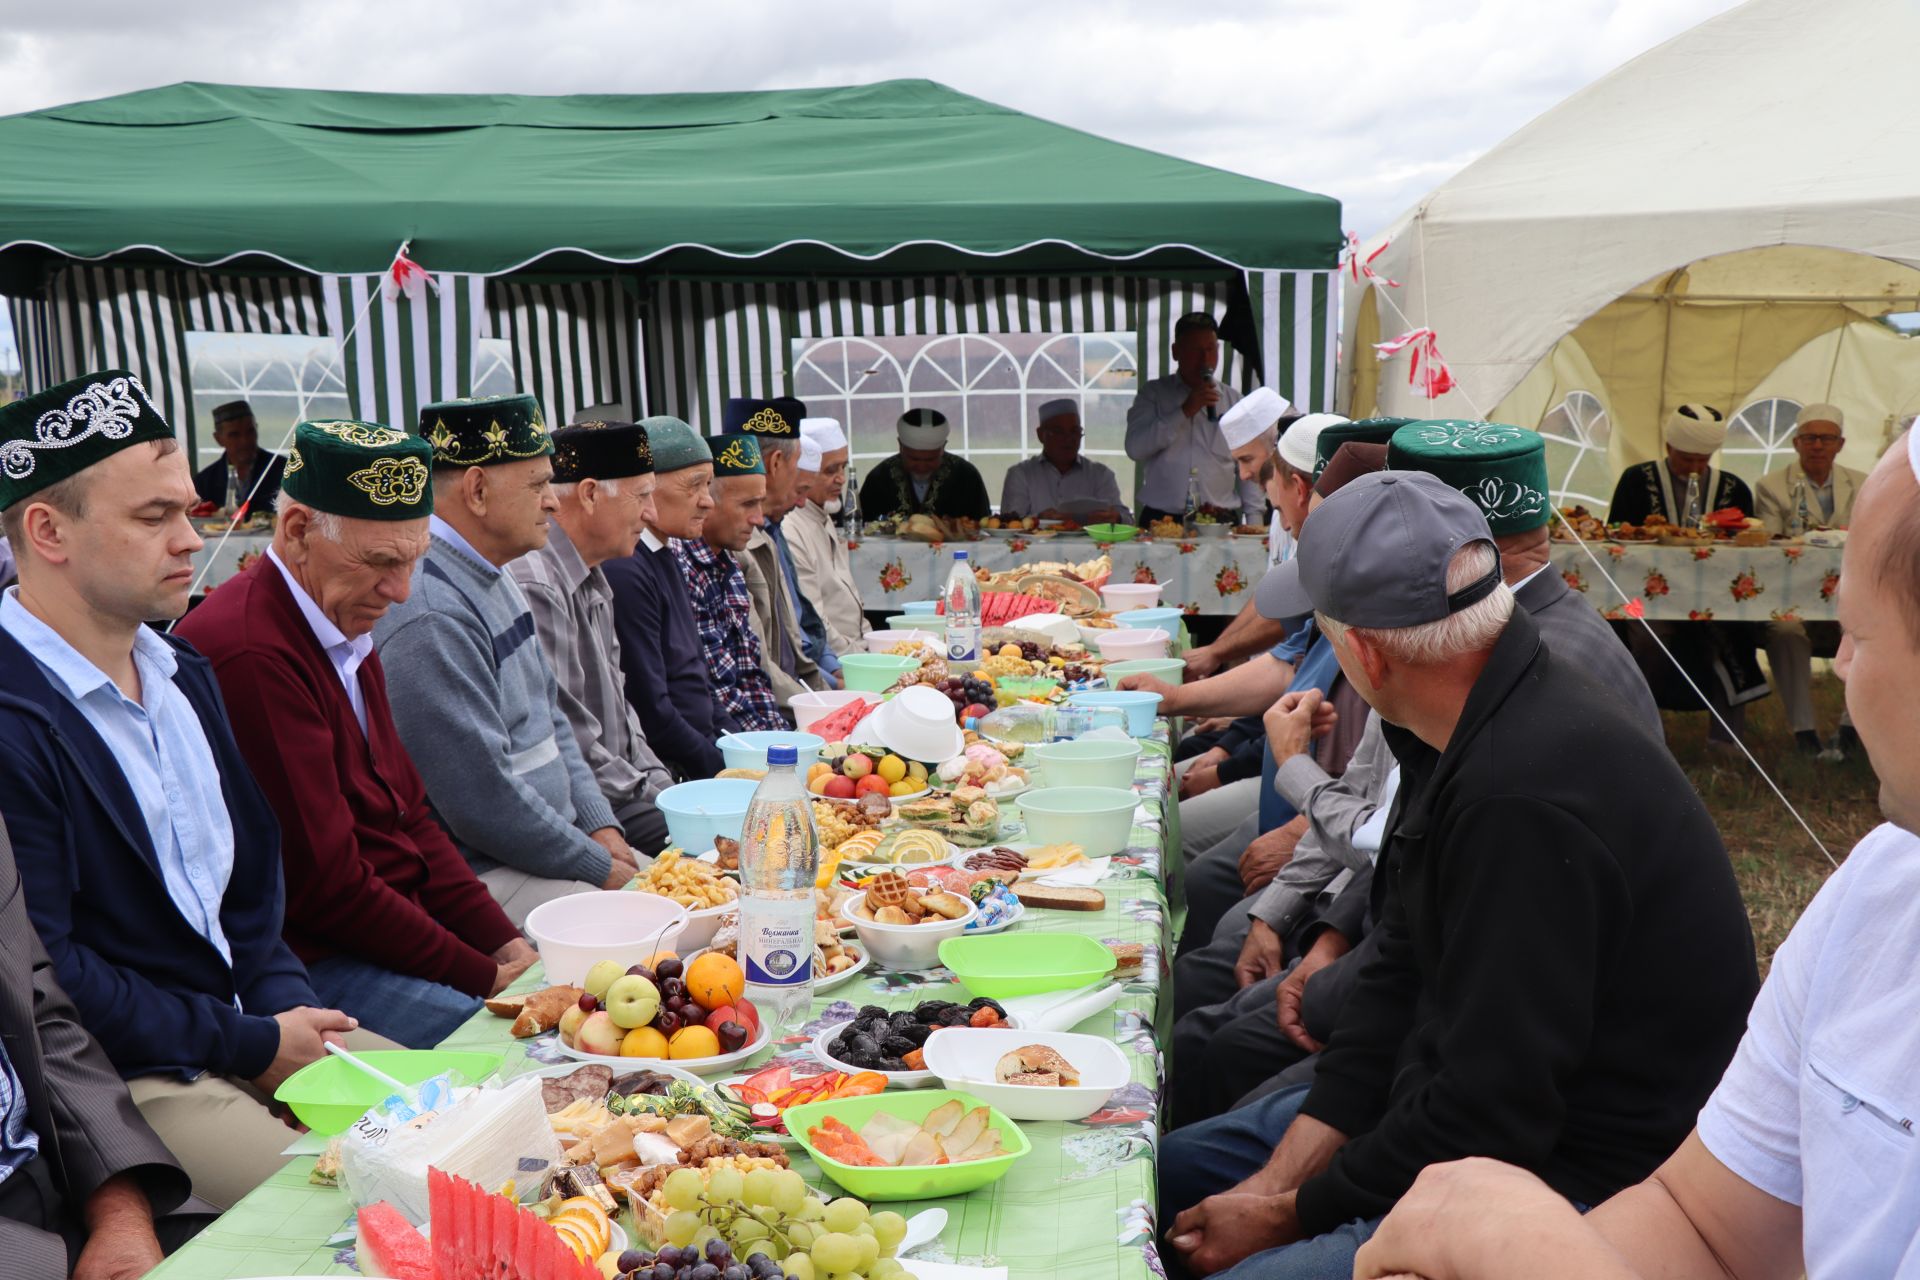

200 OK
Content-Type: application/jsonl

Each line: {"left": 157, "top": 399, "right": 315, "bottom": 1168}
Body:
{"left": 799, "top": 416, "right": 847, "bottom": 453}
{"left": 1220, "top": 387, "right": 1290, "bottom": 450}
{"left": 1793, "top": 403, "right": 1844, "bottom": 433}
{"left": 1036, "top": 398, "right": 1079, "bottom": 426}
{"left": 1277, "top": 413, "right": 1349, "bottom": 473}
{"left": 897, "top": 409, "right": 950, "bottom": 450}
{"left": 1665, "top": 404, "right": 1727, "bottom": 454}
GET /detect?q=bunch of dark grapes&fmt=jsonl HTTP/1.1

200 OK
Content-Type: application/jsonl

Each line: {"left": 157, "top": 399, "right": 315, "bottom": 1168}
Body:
{"left": 615, "top": 1240, "right": 781, "bottom": 1280}
{"left": 934, "top": 676, "right": 995, "bottom": 719}
{"left": 1059, "top": 664, "right": 1096, "bottom": 685}
{"left": 1017, "top": 641, "right": 1049, "bottom": 662}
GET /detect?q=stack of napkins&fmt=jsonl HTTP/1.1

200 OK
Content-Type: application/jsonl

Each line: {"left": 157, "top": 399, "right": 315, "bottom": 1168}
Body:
{"left": 340, "top": 1076, "right": 560, "bottom": 1224}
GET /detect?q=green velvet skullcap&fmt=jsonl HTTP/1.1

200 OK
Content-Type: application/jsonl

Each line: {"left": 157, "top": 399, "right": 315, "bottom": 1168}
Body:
{"left": 640, "top": 416, "right": 713, "bottom": 472}
{"left": 551, "top": 421, "right": 653, "bottom": 483}
{"left": 1312, "top": 417, "right": 1414, "bottom": 480}
{"left": 0, "top": 369, "right": 173, "bottom": 511}
{"left": 1387, "top": 419, "right": 1551, "bottom": 536}
{"left": 710, "top": 432, "right": 765, "bottom": 477}
{"left": 282, "top": 420, "right": 433, "bottom": 521}
{"left": 420, "top": 392, "right": 552, "bottom": 468}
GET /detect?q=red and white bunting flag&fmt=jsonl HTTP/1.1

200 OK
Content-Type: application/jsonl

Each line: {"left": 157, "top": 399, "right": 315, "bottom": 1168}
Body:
{"left": 1344, "top": 232, "right": 1401, "bottom": 288}
{"left": 1373, "top": 327, "right": 1455, "bottom": 398}
{"left": 382, "top": 248, "right": 438, "bottom": 303}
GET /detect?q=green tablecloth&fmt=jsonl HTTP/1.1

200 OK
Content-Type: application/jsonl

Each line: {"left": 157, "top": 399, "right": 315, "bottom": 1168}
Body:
{"left": 152, "top": 738, "right": 1178, "bottom": 1280}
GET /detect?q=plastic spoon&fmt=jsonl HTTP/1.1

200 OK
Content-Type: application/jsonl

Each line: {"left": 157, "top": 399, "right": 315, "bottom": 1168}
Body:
{"left": 898, "top": 1207, "right": 948, "bottom": 1256}
{"left": 324, "top": 1042, "right": 410, "bottom": 1095}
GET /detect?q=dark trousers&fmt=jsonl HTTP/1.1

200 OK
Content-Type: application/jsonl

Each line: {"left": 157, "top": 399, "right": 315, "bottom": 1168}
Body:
{"left": 0, "top": 1155, "right": 211, "bottom": 1273}
{"left": 1176, "top": 844, "right": 1254, "bottom": 962}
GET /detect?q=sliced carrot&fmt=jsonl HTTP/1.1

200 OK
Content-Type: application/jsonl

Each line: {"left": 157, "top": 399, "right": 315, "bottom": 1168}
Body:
{"left": 835, "top": 1072, "right": 888, "bottom": 1097}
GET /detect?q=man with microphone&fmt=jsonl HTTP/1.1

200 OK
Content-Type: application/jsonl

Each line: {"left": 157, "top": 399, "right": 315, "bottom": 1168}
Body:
{"left": 1125, "top": 312, "right": 1264, "bottom": 524}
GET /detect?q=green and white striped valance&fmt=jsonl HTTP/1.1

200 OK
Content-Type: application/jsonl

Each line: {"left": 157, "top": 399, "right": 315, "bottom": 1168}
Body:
{"left": 321, "top": 273, "right": 489, "bottom": 434}
{"left": 486, "top": 278, "right": 640, "bottom": 427}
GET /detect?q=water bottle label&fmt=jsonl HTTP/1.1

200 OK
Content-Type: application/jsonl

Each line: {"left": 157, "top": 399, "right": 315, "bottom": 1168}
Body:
{"left": 947, "top": 636, "right": 978, "bottom": 662}
{"left": 743, "top": 917, "right": 813, "bottom": 987}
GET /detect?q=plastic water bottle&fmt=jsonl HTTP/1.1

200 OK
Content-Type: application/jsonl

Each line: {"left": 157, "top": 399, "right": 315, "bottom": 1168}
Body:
{"left": 224, "top": 463, "right": 241, "bottom": 513}
{"left": 1183, "top": 468, "right": 1200, "bottom": 531}
{"left": 1791, "top": 478, "right": 1813, "bottom": 534}
{"left": 845, "top": 463, "right": 863, "bottom": 540}
{"left": 1682, "top": 472, "right": 1703, "bottom": 529}
{"left": 945, "top": 549, "right": 981, "bottom": 667}
{"left": 972, "top": 703, "right": 1058, "bottom": 745}
{"left": 737, "top": 744, "right": 818, "bottom": 1034}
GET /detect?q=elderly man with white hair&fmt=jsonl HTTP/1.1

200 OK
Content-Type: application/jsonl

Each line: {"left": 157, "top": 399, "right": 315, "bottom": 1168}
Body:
{"left": 1756, "top": 404, "right": 1867, "bottom": 755}
{"left": 998, "top": 399, "right": 1127, "bottom": 522}
{"left": 857, "top": 408, "right": 991, "bottom": 522}
{"left": 783, "top": 417, "right": 872, "bottom": 655}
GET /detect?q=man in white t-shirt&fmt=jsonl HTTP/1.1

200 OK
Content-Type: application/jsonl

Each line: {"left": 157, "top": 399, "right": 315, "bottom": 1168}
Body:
{"left": 1351, "top": 429, "right": 1920, "bottom": 1280}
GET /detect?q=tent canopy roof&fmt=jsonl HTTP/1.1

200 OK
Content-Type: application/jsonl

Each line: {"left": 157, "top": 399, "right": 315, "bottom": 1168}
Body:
{"left": 0, "top": 79, "right": 1340, "bottom": 285}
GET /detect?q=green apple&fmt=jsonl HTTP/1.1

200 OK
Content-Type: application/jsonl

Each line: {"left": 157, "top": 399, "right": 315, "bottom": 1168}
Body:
{"left": 604, "top": 973, "right": 662, "bottom": 1030}
{"left": 556, "top": 1004, "right": 588, "bottom": 1047}
{"left": 582, "top": 959, "right": 626, "bottom": 1000}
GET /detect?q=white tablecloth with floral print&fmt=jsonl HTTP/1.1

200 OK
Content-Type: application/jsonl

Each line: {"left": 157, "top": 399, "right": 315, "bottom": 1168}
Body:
{"left": 848, "top": 535, "right": 1843, "bottom": 622}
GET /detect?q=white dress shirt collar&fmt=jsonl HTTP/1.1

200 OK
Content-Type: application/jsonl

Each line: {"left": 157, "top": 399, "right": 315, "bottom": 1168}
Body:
{"left": 267, "top": 547, "right": 373, "bottom": 732}
{"left": 429, "top": 514, "right": 502, "bottom": 576}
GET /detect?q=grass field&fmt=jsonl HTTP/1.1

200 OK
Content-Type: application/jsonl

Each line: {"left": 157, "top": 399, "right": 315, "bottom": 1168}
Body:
{"left": 1662, "top": 673, "right": 1881, "bottom": 971}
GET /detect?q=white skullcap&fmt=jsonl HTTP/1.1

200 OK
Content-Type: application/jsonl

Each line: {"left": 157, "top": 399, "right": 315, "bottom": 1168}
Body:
{"left": 572, "top": 401, "right": 630, "bottom": 424}
{"left": 799, "top": 416, "right": 848, "bottom": 453}
{"left": 1793, "top": 403, "right": 1844, "bottom": 432}
{"left": 797, "top": 436, "right": 823, "bottom": 473}
{"left": 1665, "top": 404, "right": 1727, "bottom": 454}
{"left": 1276, "top": 413, "right": 1349, "bottom": 473}
{"left": 1036, "top": 398, "right": 1079, "bottom": 426}
{"left": 1220, "top": 387, "right": 1291, "bottom": 450}
{"left": 897, "top": 408, "right": 950, "bottom": 450}
{"left": 1909, "top": 420, "right": 1920, "bottom": 485}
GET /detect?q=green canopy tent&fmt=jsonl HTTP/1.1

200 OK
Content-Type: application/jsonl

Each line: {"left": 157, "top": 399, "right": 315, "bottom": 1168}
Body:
{"left": 0, "top": 80, "right": 1341, "bottom": 454}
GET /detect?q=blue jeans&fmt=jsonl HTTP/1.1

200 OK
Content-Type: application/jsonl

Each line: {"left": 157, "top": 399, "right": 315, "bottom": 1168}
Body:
{"left": 1159, "top": 1084, "right": 1382, "bottom": 1280}
{"left": 305, "top": 955, "right": 483, "bottom": 1049}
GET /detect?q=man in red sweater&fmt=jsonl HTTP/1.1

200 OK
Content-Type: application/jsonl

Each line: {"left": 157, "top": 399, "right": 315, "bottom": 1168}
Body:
{"left": 178, "top": 421, "right": 535, "bottom": 1048}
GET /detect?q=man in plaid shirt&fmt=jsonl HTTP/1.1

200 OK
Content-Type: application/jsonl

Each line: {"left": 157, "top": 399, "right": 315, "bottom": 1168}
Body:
{"left": 672, "top": 432, "right": 788, "bottom": 733}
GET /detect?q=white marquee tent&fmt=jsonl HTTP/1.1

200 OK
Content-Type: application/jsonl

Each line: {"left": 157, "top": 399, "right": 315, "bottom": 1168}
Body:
{"left": 1344, "top": 0, "right": 1920, "bottom": 501}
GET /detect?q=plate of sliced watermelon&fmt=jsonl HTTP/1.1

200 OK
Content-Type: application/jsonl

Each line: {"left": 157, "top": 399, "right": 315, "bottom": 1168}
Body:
{"left": 715, "top": 1062, "right": 891, "bottom": 1143}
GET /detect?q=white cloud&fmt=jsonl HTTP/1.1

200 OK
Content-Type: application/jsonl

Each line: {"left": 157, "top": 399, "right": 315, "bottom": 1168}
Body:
{"left": 0, "top": 0, "right": 1738, "bottom": 361}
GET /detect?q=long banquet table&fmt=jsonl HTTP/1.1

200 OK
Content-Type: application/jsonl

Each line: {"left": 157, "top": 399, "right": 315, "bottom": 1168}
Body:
{"left": 151, "top": 733, "right": 1184, "bottom": 1280}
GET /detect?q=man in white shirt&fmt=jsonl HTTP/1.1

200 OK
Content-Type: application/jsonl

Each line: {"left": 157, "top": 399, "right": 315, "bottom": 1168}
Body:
{"left": 1124, "top": 312, "right": 1263, "bottom": 522}
{"left": 783, "top": 418, "right": 871, "bottom": 655}
{"left": 1352, "top": 428, "right": 1920, "bottom": 1280}
{"left": 998, "top": 399, "right": 1127, "bottom": 521}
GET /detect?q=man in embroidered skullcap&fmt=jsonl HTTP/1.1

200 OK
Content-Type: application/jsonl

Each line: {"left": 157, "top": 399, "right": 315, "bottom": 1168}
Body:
{"left": 999, "top": 398, "right": 1128, "bottom": 522}
{"left": 1605, "top": 404, "right": 1764, "bottom": 748}
{"left": 783, "top": 417, "right": 872, "bottom": 655}
{"left": 508, "top": 422, "right": 674, "bottom": 853}
{"left": 857, "top": 408, "right": 992, "bottom": 522}
{"left": 1311, "top": 417, "right": 1414, "bottom": 482}
{"left": 1124, "top": 311, "right": 1262, "bottom": 523}
{"left": 0, "top": 371, "right": 390, "bottom": 1210}
{"left": 674, "top": 432, "right": 791, "bottom": 732}
{"left": 603, "top": 417, "right": 730, "bottom": 779}
{"left": 375, "top": 393, "right": 643, "bottom": 925}
{"left": 191, "top": 398, "right": 286, "bottom": 514}
{"left": 1756, "top": 404, "right": 1866, "bottom": 756}
{"left": 727, "top": 397, "right": 841, "bottom": 684}
{"left": 178, "top": 421, "right": 533, "bottom": 1053}
{"left": 1607, "top": 403, "right": 1755, "bottom": 527}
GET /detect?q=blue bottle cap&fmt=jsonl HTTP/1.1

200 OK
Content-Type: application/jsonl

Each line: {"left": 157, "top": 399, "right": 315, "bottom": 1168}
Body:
{"left": 767, "top": 744, "right": 798, "bottom": 766}
{"left": 953, "top": 549, "right": 969, "bottom": 561}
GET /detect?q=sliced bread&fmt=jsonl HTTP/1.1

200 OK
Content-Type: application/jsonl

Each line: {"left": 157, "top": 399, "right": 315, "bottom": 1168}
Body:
{"left": 1012, "top": 884, "right": 1106, "bottom": 912}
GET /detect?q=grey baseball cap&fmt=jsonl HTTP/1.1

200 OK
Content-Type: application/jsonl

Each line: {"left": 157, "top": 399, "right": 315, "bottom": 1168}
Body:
{"left": 1254, "top": 470, "right": 1502, "bottom": 626}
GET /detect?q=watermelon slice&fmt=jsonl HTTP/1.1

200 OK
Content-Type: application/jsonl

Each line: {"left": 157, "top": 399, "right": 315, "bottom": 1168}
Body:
{"left": 428, "top": 1167, "right": 601, "bottom": 1280}
{"left": 355, "top": 1201, "right": 433, "bottom": 1280}
{"left": 811, "top": 696, "right": 876, "bottom": 744}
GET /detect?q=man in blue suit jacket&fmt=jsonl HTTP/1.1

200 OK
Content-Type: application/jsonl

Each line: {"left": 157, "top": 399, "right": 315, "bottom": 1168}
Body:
{"left": 0, "top": 371, "right": 385, "bottom": 1211}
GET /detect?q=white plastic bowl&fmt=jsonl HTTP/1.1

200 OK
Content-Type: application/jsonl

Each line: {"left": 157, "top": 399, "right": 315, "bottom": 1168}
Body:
{"left": 812, "top": 1008, "right": 1026, "bottom": 1090}
{"left": 920, "top": 1027, "right": 1130, "bottom": 1121}
{"left": 864, "top": 629, "right": 941, "bottom": 654}
{"left": 1092, "top": 628, "right": 1170, "bottom": 661}
{"left": 626, "top": 890, "right": 738, "bottom": 951}
{"left": 524, "top": 890, "right": 690, "bottom": 986}
{"left": 1098, "top": 582, "right": 1162, "bottom": 611}
{"left": 840, "top": 895, "right": 978, "bottom": 971}
{"left": 790, "top": 689, "right": 872, "bottom": 736}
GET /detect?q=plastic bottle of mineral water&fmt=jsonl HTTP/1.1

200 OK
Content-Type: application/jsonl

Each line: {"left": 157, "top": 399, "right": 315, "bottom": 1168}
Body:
{"left": 945, "top": 549, "right": 981, "bottom": 667}
{"left": 738, "top": 745, "right": 818, "bottom": 1033}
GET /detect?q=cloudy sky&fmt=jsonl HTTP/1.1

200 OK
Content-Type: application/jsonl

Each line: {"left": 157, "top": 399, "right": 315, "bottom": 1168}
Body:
{"left": 0, "top": 0, "right": 1738, "bottom": 358}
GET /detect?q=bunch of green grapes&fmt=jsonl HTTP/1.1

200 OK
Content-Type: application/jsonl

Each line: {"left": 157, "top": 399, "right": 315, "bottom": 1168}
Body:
{"left": 652, "top": 1167, "right": 909, "bottom": 1280}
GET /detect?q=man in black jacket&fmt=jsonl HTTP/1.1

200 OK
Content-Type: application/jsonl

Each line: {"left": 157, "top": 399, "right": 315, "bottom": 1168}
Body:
{"left": 1159, "top": 471, "right": 1758, "bottom": 1280}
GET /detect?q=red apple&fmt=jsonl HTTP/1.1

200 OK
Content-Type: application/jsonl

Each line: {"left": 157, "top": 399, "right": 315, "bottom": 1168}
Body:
{"left": 854, "top": 774, "right": 891, "bottom": 797}
{"left": 704, "top": 1004, "right": 737, "bottom": 1034}
{"left": 732, "top": 998, "right": 761, "bottom": 1037}
{"left": 964, "top": 703, "right": 991, "bottom": 720}
{"left": 823, "top": 775, "right": 857, "bottom": 800}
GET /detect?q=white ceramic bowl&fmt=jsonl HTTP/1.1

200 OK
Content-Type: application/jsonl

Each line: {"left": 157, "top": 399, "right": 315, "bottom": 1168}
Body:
{"left": 790, "top": 689, "right": 872, "bottom": 736}
{"left": 524, "top": 891, "right": 690, "bottom": 986}
{"left": 1098, "top": 582, "right": 1162, "bottom": 611}
{"left": 864, "top": 629, "right": 941, "bottom": 654}
{"left": 1092, "top": 628, "right": 1170, "bottom": 661}
{"left": 840, "top": 895, "right": 977, "bottom": 971}
{"left": 919, "top": 1027, "right": 1130, "bottom": 1121}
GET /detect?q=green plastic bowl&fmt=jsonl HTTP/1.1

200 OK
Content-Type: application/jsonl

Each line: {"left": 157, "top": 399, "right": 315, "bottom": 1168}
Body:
{"left": 782, "top": 1089, "right": 1030, "bottom": 1201}
{"left": 840, "top": 653, "right": 923, "bottom": 692}
{"left": 1017, "top": 785, "right": 1139, "bottom": 855}
{"left": 884, "top": 613, "right": 948, "bottom": 634}
{"left": 1084, "top": 523, "right": 1139, "bottom": 544}
{"left": 1029, "top": 738, "right": 1143, "bottom": 789}
{"left": 1102, "top": 658, "right": 1185, "bottom": 687}
{"left": 938, "top": 933, "right": 1118, "bottom": 999}
{"left": 274, "top": 1049, "right": 504, "bottom": 1135}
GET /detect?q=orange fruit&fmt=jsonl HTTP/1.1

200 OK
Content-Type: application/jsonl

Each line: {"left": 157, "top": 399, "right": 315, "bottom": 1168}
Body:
{"left": 685, "top": 952, "right": 745, "bottom": 1011}
{"left": 643, "top": 950, "right": 679, "bottom": 969}
{"left": 668, "top": 1024, "right": 722, "bottom": 1060}
{"left": 619, "top": 1026, "right": 669, "bottom": 1058}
